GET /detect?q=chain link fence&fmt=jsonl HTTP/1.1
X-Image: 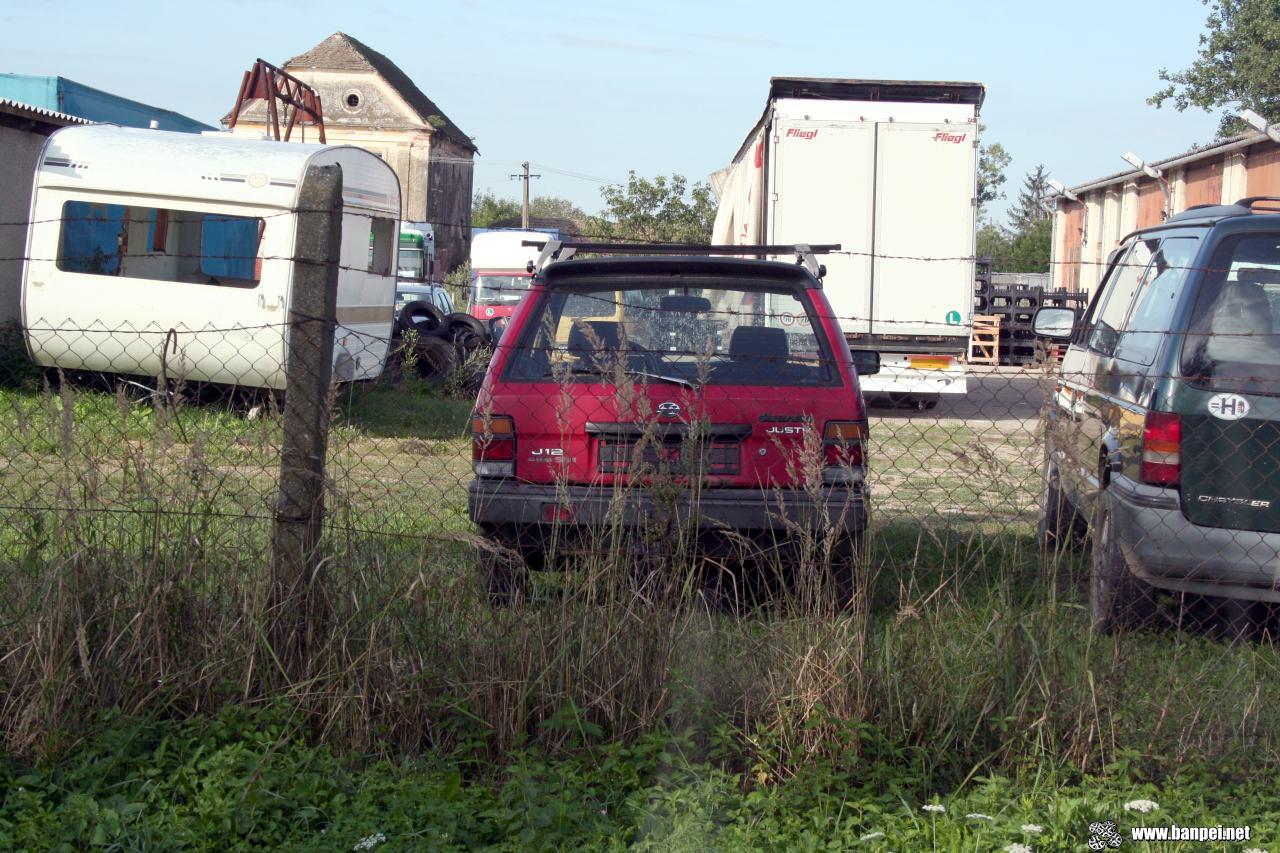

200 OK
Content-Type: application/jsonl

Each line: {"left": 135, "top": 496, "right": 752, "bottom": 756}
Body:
{"left": 3, "top": 210, "right": 1279, "bottom": 776}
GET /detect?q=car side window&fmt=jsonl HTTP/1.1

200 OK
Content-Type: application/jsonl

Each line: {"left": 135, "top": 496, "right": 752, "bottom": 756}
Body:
{"left": 1086, "top": 238, "right": 1157, "bottom": 356}
{"left": 1115, "top": 237, "right": 1199, "bottom": 366}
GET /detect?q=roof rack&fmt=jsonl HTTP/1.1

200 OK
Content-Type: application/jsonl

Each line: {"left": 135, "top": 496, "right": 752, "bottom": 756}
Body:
{"left": 522, "top": 241, "right": 841, "bottom": 280}
{"left": 1236, "top": 196, "right": 1280, "bottom": 213}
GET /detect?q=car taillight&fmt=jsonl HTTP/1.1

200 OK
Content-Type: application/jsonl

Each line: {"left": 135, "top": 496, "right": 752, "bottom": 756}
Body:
{"left": 472, "top": 414, "right": 515, "bottom": 478}
{"left": 823, "top": 420, "right": 867, "bottom": 482}
{"left": 1141, "top": 411, "right": 1181, "bottom": 486}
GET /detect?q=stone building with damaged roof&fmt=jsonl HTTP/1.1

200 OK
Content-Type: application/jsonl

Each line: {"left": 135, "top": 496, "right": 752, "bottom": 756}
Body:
{"left": 226, "top": 32, "right": 476, "bottom": 272}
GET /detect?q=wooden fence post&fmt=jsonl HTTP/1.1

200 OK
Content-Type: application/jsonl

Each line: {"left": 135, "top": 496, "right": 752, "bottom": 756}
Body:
{"left": 270, "top": 163, "right": 342, "bottom": 679}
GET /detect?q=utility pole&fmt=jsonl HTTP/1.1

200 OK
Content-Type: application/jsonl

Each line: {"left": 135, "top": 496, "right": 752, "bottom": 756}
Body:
{"left": 510, "top": 161, "right": 541, "bottom": 228}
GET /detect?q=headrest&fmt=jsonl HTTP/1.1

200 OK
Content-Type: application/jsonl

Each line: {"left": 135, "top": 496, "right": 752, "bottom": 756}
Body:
{"left": 567, "top": 320, "right": 622, "bottom": 356}
{"left": 1209, "top": 281, "right": 1273, "bottom": 336}
{"left": 729, "top": 325, "right": 789, "bottom": 360}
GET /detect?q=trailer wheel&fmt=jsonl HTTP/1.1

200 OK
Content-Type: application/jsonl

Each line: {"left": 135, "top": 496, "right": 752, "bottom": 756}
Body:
{"left": 398, "top": 300, "right": 446, "bottom": 337}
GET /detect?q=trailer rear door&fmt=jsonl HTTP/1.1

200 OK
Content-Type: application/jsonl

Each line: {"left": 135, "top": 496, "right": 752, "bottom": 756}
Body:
{"left": 872, "top": 122, "right": 976, "bottom": 342}
{"left": 768, "top": 118, "right": 875, "bottom": 335}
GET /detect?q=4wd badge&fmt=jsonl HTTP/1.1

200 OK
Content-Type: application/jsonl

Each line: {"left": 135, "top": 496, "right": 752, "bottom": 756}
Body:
{"left": 1208, "top": 393, "right": 1250, "bottom": 420}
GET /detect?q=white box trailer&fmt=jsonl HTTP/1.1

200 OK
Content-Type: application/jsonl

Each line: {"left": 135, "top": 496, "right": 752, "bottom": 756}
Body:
{"left": 21, "top": 125, "right": 402, "bottom": 390}
{"left": 711, "top": 78, "right": 985, "bottom": 406}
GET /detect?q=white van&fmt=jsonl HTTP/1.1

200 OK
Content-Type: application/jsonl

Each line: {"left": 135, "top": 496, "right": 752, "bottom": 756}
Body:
{"left": 21, "top": 125, "right": 402, "bottom": 389}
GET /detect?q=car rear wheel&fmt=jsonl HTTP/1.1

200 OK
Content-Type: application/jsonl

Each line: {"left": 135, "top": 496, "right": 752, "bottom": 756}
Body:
{"left": 1089, "top": 495, "right": 1155, "bottom": 633}
{"left": 1038, "top": 464, "right": 1078, "bottom": 552}
{"left": 828, "top": 534, "right": 863, "bottom": 608}
{"left": 476, "top": 526, "right": 528, "bottom": 606}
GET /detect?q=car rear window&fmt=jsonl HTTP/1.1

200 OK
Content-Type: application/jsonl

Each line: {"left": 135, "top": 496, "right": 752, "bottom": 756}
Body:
{"left": 1181, "top": 233, "right": 1280, "bottom": 396}
{"left": 503, "top": 281, "right": 839, "bottom": 387}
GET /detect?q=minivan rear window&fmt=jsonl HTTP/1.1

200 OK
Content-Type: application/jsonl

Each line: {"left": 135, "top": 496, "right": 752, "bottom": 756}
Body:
{"left": 504, "top": 282, "right": 838, "bottom": 387}
{"left": 1181, "top": 233, "right": 1280, "bottom": 396}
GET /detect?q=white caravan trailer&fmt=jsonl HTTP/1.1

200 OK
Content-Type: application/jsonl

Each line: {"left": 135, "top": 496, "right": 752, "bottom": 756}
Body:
{"left": 21, "top": 125, "right": 402, "bottom": 389}
{"left": 712, "top": 78, "right": 984, "bottom": 407}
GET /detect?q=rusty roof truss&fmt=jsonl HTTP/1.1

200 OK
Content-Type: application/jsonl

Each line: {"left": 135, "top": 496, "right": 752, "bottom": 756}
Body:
{"left": 226, "top": 58, "right": 326, "bottom": 143}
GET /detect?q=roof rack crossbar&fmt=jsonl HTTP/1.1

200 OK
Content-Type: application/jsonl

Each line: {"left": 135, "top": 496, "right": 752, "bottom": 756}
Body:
{"left": 520, "top": 241, "right": 841, "bottom": 278}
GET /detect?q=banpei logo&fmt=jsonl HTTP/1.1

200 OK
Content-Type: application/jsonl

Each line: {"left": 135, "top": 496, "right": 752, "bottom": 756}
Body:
{"left": 1088, "top": 820, "right": 1124, "bottom": 849}
{"left": 785, "top": 128, "right": 818, "bottom": 140}
{"left": 933, "top": 131, "right": 967, "bottom": 144}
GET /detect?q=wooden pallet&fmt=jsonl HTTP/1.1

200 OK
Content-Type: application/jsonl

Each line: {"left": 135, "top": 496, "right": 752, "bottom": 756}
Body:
{"left": 1035, "top": 338, "right": 1066, "bottom": 366}
{"left": 968, "top": 314, "right": 1001, "bottom": 365}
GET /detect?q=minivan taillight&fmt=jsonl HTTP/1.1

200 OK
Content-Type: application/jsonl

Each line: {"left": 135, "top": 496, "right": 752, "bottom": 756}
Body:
{"left": 1141, "top": 411, "right": 1181, "bottom": 486}
{"left": 822, "top": 420, "right": 867, "bottom": 483}
{"left": 472, "top": 414, "right": 515, "bottom": 478}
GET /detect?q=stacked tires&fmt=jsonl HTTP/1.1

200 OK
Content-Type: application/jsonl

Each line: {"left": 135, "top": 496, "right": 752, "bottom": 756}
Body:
{"left": 394, "top": 301, "right": 494, "bottom": 391}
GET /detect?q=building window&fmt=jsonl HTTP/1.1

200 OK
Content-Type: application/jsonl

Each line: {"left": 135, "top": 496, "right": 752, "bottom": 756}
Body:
{"left": 343, "top": 90, "right": 363, "bottom": 111}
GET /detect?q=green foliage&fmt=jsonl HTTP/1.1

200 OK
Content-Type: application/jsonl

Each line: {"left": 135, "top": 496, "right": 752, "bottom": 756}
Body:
{"left": 1008, "top": 164, "right": 1053, "bottom": 234}
{"left": 1150, "top": 0, "right": 1280, "bottom": 136}
{"left": 977, "top": 126, "right": 1011, "bottom": 224}
{"left": 976, "top": 223, "right": 1012, "bottom": 266}
{"left": 471, "top": 193, "right": 588, "bottom": 230}
{"left": 3, "top": 709, "right": 1277, "bottom": 850}
{"left": 471, "top": 192, "right": 521, "bottom": 228}
{"left": 528, "top": 195, "right": 587, "bottom": 224}
{"left": 1002, "top": 218, "right": 1053, "bottom": 273}
{"left": 589, "top": 172, "right": 717, "bottom": 244}
{"left": 444, "top": 261, "right": 471, "bottom": 308}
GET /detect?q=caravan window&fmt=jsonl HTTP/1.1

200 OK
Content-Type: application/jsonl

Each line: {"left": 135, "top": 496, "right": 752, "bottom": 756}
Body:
{"left": 368, "top": 217, "right": 395, "bottom": 276}
{"left": 57, "top": 201, "right": 264, "bottom": 287}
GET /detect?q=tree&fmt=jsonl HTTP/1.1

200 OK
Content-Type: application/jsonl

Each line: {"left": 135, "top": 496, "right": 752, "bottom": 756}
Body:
{"left": 588, "top": 172, "right": 717, "bottom": 244}
{"left": 528, "top": 196, "right": 587, "bottom": 224}
{"left": 1008, "top": 164, "right": 1053, "bottom": 234}
{"left": 977, "top": 128, "right": 1011, "bottom": 224}
{"left": 471, "top": 191, "right": 521, "bottom": 228}
{"left": 976, "top": 223, "right": 1012, "bottom": 265}
{"left": 1149, "top": 0, "right": 1280, "bottom": 137}
{"left": 1003, "top": 218, "right": 1052, "bottom": 274}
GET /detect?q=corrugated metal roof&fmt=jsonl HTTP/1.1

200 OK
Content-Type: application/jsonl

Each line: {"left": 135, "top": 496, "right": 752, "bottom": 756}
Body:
{"left": 1064, "top": 131, "right": 1267, "bottom": 196}
{"left": 0, "top": 97, "right": 92, "bottom": 126}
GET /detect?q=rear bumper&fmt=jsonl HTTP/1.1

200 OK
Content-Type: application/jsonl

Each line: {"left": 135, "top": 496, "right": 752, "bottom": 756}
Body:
{"left": 468, "top": 479, "right": 869, "bottom": 533}
{"left": 859, "top": 361, "right": 967, "bottom": 397}
{"left": 1110, "top": 476, "right": 1280, "bottom": 602}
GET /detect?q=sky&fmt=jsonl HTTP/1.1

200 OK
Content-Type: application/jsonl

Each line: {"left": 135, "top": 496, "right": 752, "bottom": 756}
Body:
{"left": 0, "top": 0, "right": 1228, "bottom": 228}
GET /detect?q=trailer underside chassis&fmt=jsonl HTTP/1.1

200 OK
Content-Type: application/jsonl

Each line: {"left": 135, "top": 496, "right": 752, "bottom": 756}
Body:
{"left": 858, "top": 355, "right": 967, "bottom": 410}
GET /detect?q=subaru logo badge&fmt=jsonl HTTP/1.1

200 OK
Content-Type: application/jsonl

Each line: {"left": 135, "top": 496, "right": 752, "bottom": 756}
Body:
{"left": 656, "top": 401, "right": 681, "bottom": 419}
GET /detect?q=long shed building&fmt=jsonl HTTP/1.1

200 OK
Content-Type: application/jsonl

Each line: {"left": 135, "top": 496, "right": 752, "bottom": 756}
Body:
{"left": 1051, "top": 131, "right": 1280, "bottom": 295}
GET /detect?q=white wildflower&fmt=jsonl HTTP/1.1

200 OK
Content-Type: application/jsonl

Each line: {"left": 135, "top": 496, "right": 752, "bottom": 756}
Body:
{"left": 1021, "top": 824, "right": 1044, "bottom": 834}
{"left": 1004, "top": 844, "right": 1033, "bottom": 853}
{"left": 859, "top": 831, "right": 886, "bottom": 841}
{"left": 966, "top": 812, "right": 994, "bottom": 820}
{"left": 1244, "top": 848, "right": 1264, "bottom": 853}
{"left": 352, "top": 832, "right": 386, "bottom": 851}
{"left": 921, "top": 803, "right": 946, "bottom": 814}
{"left": 1123, "top": 799, "right": 1159, "bottom": 814}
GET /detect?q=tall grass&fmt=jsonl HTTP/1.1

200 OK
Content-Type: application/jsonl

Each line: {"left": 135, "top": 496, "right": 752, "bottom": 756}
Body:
{"left": 1, "top": 375, "right": 1279, "bottom": 791}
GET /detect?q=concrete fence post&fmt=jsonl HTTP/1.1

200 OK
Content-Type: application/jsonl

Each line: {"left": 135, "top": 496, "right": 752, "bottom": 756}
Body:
{"left": 269, "top": 163, "right": 342, "bottom": 679}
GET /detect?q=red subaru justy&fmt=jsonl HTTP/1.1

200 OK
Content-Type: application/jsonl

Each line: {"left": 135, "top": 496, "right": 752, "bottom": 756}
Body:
{"left": 467, "top": 242, "right": 877, "bottom": 602}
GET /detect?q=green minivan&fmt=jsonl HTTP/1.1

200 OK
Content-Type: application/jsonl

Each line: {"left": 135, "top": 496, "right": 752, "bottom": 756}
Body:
{"left": 1036, "top": 197, "right": 1280, "bottom": 633}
